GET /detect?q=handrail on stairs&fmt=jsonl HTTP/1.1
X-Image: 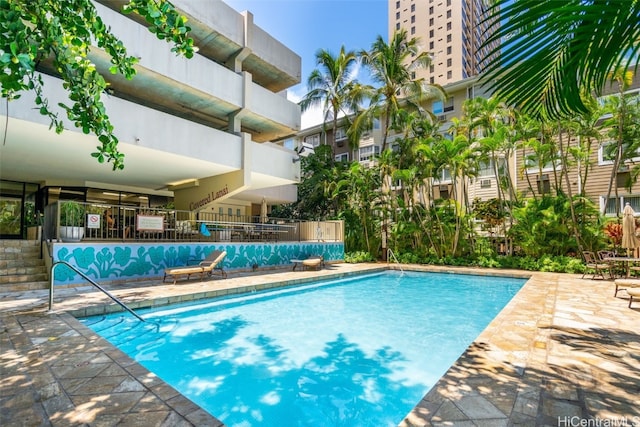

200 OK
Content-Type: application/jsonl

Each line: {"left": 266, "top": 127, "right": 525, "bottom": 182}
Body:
{"left": 49, "top": 261, "right": 145, "bottom": 322}
{"left": 387, "top": 248, "right": 404, "bottom": 274}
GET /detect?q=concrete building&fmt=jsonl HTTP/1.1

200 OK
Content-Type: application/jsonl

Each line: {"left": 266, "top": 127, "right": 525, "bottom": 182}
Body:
{"left": 0, "top": 0, "right": 302, "bottom": 239}
{"left": 389, "top": 0, "right": 498, "bottom": 84}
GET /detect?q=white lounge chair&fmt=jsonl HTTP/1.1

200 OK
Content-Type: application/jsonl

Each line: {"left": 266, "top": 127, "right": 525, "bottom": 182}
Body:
{"left": 163, "top": 250, "right": 227, "bottom": 285}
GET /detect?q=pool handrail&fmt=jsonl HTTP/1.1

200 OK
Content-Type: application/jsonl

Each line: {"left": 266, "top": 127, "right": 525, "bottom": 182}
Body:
{"left": 387, "top": 248, "right": 404, "bottom": 274}
{"left": 49, "top": 261, "right": 145, "bottom": 322}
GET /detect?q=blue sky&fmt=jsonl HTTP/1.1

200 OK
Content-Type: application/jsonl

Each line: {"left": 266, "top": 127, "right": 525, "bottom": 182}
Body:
{"left": 224, "top": 0, "right": 388, "bottom": 127}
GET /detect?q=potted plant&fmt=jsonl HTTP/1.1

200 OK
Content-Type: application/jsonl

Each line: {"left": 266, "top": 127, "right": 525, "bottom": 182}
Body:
{"left": 25, "top": 202, "right": 43, "bottom": 241}
{"left": 59, "top": 201, "right": 86, "bottom": 242}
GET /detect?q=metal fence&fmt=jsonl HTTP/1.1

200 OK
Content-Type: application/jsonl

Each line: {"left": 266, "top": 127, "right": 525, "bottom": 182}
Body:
{"left": 44, "top": 201, "right": 343, "bottom": 243}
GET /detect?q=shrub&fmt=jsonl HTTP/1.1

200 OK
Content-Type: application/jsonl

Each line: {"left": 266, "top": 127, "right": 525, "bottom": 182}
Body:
{"left": 344, "top": 251, "right": 375, "bottom": 263}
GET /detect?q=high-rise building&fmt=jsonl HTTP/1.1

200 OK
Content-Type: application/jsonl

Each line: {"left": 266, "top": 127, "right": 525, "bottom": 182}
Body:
{"left": 388, "top": 0, "right": 498, "bottom": 84}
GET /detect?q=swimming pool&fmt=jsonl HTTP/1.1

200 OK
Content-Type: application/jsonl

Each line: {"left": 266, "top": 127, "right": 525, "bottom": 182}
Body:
{"left": 81, "top": 270, "right": 525, "bottom": 427}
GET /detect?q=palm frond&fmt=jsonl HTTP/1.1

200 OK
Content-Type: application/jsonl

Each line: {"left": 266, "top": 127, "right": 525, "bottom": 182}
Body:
{"left": 481, "top": 0, "right": 640, "bottom": 119}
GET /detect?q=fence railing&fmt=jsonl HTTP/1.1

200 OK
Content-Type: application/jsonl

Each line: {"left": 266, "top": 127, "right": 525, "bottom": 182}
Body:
{"left": 44, "top": 201, "right": 344, "bottom": 244}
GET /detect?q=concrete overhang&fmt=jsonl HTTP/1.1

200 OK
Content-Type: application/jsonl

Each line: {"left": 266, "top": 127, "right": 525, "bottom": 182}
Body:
{"left": 95, "top": 0, "right": 301, "bottom": 92}
{"left": 0, "top": 76, "right": 300, "bottom": 197}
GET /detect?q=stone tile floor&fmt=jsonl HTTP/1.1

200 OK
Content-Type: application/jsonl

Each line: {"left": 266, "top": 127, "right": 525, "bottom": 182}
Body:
{"left": 1, "top": 263, "right": 639, "bottom": 426}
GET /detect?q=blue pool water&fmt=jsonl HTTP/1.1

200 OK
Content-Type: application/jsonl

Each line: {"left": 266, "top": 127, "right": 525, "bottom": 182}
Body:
{"left": 81, "top": 271, "right": 525, "bottom": 427}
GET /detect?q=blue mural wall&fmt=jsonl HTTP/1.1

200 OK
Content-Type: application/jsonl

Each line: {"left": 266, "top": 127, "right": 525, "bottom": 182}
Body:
{"left": 52, "top": 241, "right": 344, "bottom": 285}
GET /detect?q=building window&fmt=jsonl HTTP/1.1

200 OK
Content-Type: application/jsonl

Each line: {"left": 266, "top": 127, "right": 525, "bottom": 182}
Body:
{"left": 604, "top": 195, "right": 640, "bottom": 215}
{"left": 396, "top": 11, "right": 400, "bottom": 19}
{"left": 447, "top": 58, "right": 452, "bottom": 67}
{"left": 396, "top": 1, "right": 400, "bottom": 8}
{"left": 411, "top": 26, "right": 415, "bottom": 35}
{"left": 430, "top": 76, "right": 435, "bottom": 83}
{"left": 411, "top": 3, "right": 415, "bottom": 12}
{"left": 479, "top": 159, "right": 505, "bottom": 177}
{"left": 432, "top": 100, "right": 443, "bottom": 115}
{"left": 411, "top": 15, "right": 415, "bottom": 23}
{"left": 446, "top": 22, "right": 452, "bottom": 31}
{"left": 537, "top": 175, "right": 551, "bottom": 194}
{"left": 411, "top": 71, "right": 415, "bottom": 79}
{"left": 335, "top": 153, "right": 349, "bottom": 162}
{"left": 446, "top": 9, "right": 451, "bottom": 18}
{"left": 447, "top": 70, "right": 452, "bottom": 79}
{"left": 447, "top": 34, "right": 452, "bottom": 42}
{"left": 598, "top": 140, "right": 640, "bottom": 164}
{"left": 236, "top": 208, "right": 241, "bottom": 217}
{"left": 447, "top": 46, "right": 452, "bottom": 54}
{"left": 304, "top": 133, "right": 321, "bottom": 147}
{"left": 429, "top": 17, "right": 434, "bottom": 26}
{"left": 444, "top": 96, "right": 454, "bottom": 112}
{"left": 429, "top": 6, "right": 433, "bottom": 14}
{"left": 429, "top": 29, "right": 434, "bottom": 38}
{"left": 436, "top": 168, "right": 452, "bottom": 183}
{"left": 359, "top": 145, "right": 380, "bottom": 162}
{"left": 429, "top": 41, "right": 434, "bottom": 49}
{"left": 447, "top": 0, "right": 451, "bottom": 5}
{"left": 429, "top": 64, "right": 434, "bottom": 72}
{"left": 396, "top": 22, "right": 400, "bottom": 30}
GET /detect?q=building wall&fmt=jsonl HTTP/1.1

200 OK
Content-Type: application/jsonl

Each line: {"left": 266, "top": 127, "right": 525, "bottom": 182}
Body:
{"left": 0, "top": 0, "right": 304, "bottom": 239}
{"left": 51, "top": 241, "right": 344, "bottom": 285}
{"left": 389, "top": 0, "right": 497, "bottom": 85}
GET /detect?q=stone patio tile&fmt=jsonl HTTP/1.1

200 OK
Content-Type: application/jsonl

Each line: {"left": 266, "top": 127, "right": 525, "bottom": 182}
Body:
{"left": 42, "top": 393, "right": 75, "bottom": 420}
{"left": 432, "top": 399, "right": 469, "bottom": 422}
{"left": 455, "top": 395, "right": 506, "bottom": 419}
{"left": 160, "top": 411, "right": 195, "bottom": 427}
{"left": 69, "top": 391, "right": 146, "bottom": 416}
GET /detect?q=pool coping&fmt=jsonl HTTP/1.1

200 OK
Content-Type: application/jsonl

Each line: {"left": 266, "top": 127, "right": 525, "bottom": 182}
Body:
{"left": 1, "top": 263, "right": 638, "bottom": 426}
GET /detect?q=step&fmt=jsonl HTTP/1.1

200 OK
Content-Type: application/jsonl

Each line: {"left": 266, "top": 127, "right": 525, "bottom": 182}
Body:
{"left": 0, "top": 265, "right": 48, "bottom": 277}
{"left": 0, "top": 272, "right": 49, "bottom": 284}
{"left": 0, "top": 246, "right": 41, "bottom": 260}
{"left": 0, "top": 239, "right": 40, "bottom": 247}
{"left": 0, "top": 259, "right": 46, "bottom": 269}
{"left": 0, "top": 281, "right": 49, "bottom": 292}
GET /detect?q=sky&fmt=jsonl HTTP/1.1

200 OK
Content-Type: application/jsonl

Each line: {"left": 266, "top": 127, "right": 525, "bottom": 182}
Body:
{"left": 224, "top": 0, "right": 388, "bottom": 127}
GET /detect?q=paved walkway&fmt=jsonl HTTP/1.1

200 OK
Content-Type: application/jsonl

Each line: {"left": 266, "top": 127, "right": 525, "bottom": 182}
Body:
{"left": 1, "top": 264, "right": 638, "bottom": 426}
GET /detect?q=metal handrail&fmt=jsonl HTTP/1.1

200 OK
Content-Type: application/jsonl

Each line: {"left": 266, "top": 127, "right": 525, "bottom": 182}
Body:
{"left": 387, "top": 248, "right": 404, "bottom": 274}
{"left": 49, "top": 261, "right": 145, "bottom": 322}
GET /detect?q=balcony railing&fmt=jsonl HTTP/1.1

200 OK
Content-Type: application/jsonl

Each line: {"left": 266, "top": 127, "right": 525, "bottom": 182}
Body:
{"left": 44, "top": 201, "right": 344, "bottom": 243}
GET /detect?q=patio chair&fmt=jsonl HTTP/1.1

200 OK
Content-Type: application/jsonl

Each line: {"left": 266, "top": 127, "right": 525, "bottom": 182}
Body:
{"left": 291, "top": 255, "right": 324, "bottom": 271}
{"left": 581, "top": 251, "right": 610, "bottom": 280}
{"left": 163, "top": 250, "right": 227, "bottom": 285}
{"left": 596, "top": 250, "right": 615, "bottom": 278}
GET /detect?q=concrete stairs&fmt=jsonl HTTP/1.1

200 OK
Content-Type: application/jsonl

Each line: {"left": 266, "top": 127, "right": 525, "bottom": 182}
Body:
{"left": 0, "top": 240, "right": 49, "bottom": 291}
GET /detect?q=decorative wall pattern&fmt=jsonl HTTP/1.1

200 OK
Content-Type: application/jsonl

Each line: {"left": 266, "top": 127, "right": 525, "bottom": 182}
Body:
{"left": 52, "top": 242, "right": 344, "bottom": 285}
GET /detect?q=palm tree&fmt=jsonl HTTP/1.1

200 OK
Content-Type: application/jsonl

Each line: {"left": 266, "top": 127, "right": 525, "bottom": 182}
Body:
{"left": 299, "top": 46, "right": 364, "bottom": 154}
{"left": 355, "top": 29, "right": 445, "bottom": 151}
{"left": 353, "top": 29, "right": 445, "bottom": 260}
{"left": 482, "top": 0, "right": 640, "bottom": 119}
{"left": 602, "top": 68, "right": 639, "bottom": 216}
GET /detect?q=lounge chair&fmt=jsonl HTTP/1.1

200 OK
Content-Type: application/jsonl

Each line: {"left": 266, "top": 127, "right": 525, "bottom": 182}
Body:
{"left": 291, "top": 255, "right": 324, "bottom": 271}
{"left": 163, "top": 250, "right": 227, "bottom": 285}
{"left": 581, "top": 251, "right": 610, "bottom": 280}
{"left": 628, "top": 288, "right": 640, "bottom": 308}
